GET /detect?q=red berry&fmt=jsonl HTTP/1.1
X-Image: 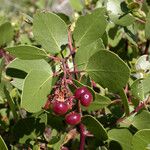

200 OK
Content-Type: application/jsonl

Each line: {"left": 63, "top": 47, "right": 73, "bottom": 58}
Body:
{"left": 74, "top": 86, "right": 88, "bottom": 99}
{"left": 65, "top": 112, "right": 81, "bottom": 125}
{"left": 80, "top": 91, "right": 93, "bottom": 107}
{"left": 52, "top": 101, "right": 68, "bottom": 115}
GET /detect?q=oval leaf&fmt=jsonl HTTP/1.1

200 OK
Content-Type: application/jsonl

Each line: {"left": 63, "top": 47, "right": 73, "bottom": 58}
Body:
{"left": 132, "top": 129, "right": 150, "bottom": 150}
{"left": 73, "top": 8, "right": 107, "bottom": 47}
{"left": 11, "top": 78, "right": 24, "bottom": 90}
{"left": 5, "top": 45, "right": 48, "bottom": 60}
{"left": 7, "top": 59, "right": 51, "bottom": 74}
{"left": 13, "top": 113, "right": 47, "bottom": 143}
{"left": 82, "top": 115, "right": 108, "bottom": 142}
{"left": 132, "top": 110, "right": 150, "bottom": 130}
{"left": 69, "top": 0, "right": 83, "bottom": 11}
{"left": 0, "top": 22, "right": 14, "bottom": 47}
{"left": 86, "top": 50, "right": 130, "bottom": 92}
{"left": 108, "top": 129, "right": 132, "bottom": 150}
{"left": 131, "top": 79, "right": 145, "bottom": 100}
{"left": 0, "top": 136, "right": 8, "bottom": 150}
{"left": 4, "top": 87, "right": 18, "bottom": 120}
{"left": 115, "top": 14, "right": 135, "bottom": 27}
{"left": 21, "top": 70, "right": 52, "bottom": 112}
{"left": 145, "top": 11, "right": 150, "bottom": 40}
{"left": 131, "top": 75, "right": 150, "bottom": 100}
{"left": 33, "top": 12, "right": 68, "bottom": 54}
{"left": 75, "top": 38, "right": 104, "bottom": 71}
{"left": 119, "top": 89, "right": 130, "bottom": 116}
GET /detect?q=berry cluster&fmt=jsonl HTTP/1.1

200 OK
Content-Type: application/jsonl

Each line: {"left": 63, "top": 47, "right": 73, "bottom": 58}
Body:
{"left": 44, "top": 86, "right": 93, "bottom": 125}
{"left": 75, "top": 86, "right": 93, "bottom": 107}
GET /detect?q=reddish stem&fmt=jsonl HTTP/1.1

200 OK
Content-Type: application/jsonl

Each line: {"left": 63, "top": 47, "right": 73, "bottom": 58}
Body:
{"left": 0, "top": 48, "right": 14, "bottom": 64}
{"left": 124, "top": 84, "right": 131, "bottom": 102}
{"left": 116, "top": 100, "right": 147, "bottom": 124}
{"left": 68, "top": 29, "right": 74, "bottom": 52}
{"left": 68, "top": 29, "right": 85, "bottom": 150}
{"left": 68, "top": 28, "right": 78, "bottom": 79}
{"left": 48, "top": 54, "right": 62, "bottom": 62}
{"left": 79, "top": 124, "right": 86, "bottom": 150}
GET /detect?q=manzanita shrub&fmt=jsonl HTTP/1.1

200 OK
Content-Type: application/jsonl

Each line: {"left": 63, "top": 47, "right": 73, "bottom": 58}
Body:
{"left": 0, "top": 0, "right": 150, "bottom": 150}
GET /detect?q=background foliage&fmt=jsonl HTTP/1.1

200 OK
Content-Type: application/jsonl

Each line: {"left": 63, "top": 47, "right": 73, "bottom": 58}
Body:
{"left": 0, "top": 0, "right": 150, "bottom": 150}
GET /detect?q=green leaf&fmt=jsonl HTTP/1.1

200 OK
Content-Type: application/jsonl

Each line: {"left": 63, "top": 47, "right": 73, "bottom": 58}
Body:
{"left": 52, "top": 134, "right": 67, "bottom": 150}
{"left": 82, "top": 115, "right": 108, "bottom": 143}
{"left": 0, "top": 80, "right": 12, "bottom": 101}
{"left": 132, "top": 129, "right": 150, "bottom": 150}
{"left": 145, "top": 11, "right": 150, "bottom": 39}
{"left": 132, "top": 110, "right": 150, "bottom": 130}
{"left": 75, "top": 38, "right": 104, "bottom": 71}
{"left": 86, "top": 50, "right": 130, "bottom": 92}
{"left": 73, "top": 8, "right": 107, "bottom": 47}
{"left": 69, "top": 0, "right": 83, "bottom": 11}
{"left": 56, "top": 13, "right": 70, "bottom": 25}
{"left": 0, "top": 58, "right": 5, "bottom": 82}
{"left": 124, "top": 27, "right": 138, "bottom": 46}
{"left": 0, "top": 22, "right": 14, "bottom": 47}
{"left": 87, "top": 94, "right": 111, "bottom": 111}
{"left": 108, "top": 102, "right": 124, "bottom": 118}
{"left": 119, "top": 89, "right": 130, "bottom": 116}
{"left": 33, "top": 12, "right": 68, "bottom": 54}
{"left": 115, "top": 14, "right": 135, "bottom": 26}
{"left": 0, "top": 82, "right": 5, "bottom": 101}
{"left": 13, "top": 113, "right": 47, "bottom": 143}
{"left": 21, "top": 70, "right": 52, "bottom": 112}
{"left": 131, "top": 75, "right": 150, "bottom": 100}
{"left": 0, "top": 136, "right": 8, "bottom": 150}
{"left": 131, "top": 79, "right": 145, "bottom": 100}
{"left": 107, "top": 23, "right": 123, "bottom": 47}
{"left": 11, "top": 78, "right": 24, "bottom": 90}
{"left": 108, "top": 129, "right": 132, "bottom": 150}
{"left": 20, "top": 34, "right": 32, "bottom": 45}
{"left": 143, "top": 75, "right": 150, "bottom": 95}
{"left": 4, "top": 87, "right": 18, "bottom": 120}
{"left": 7, "top": 59, "right": 51, "bottom": 75}
{"left": 5, "top": 45, "right": 48, "bottom": 60}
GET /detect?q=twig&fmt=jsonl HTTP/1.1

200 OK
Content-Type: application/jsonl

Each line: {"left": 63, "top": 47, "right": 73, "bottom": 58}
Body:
{"left": 79, "top": 124, "right": 86, "bottom": 150}
{"left": 68, "top": 28, "right": 78, "bottom": 79}
{"left": 67, "top": 28, "right": 85, "bottom": 150}
{"left": 116, "top": 98, "right": 148, "bottom": 124}
{"left": 47, "top": 54, "right": 62, "bottom": 62}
